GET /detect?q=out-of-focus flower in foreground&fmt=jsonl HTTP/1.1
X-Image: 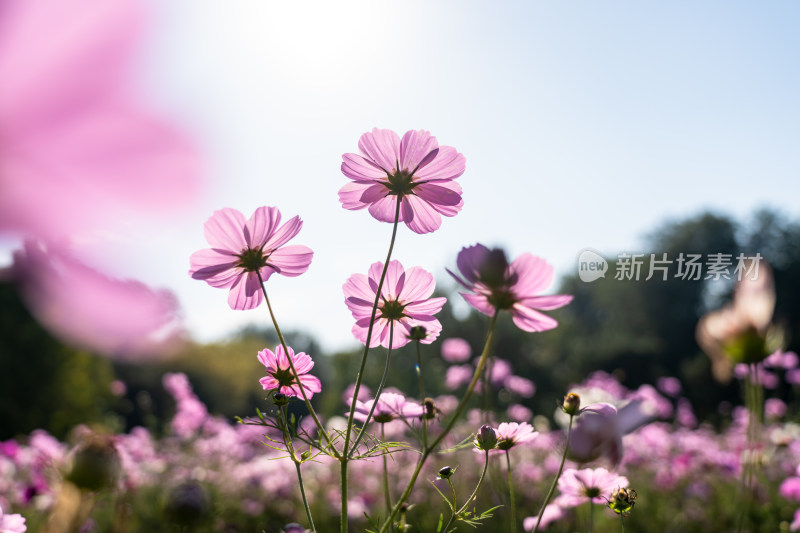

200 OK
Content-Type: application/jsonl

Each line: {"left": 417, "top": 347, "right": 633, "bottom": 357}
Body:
{"left": 258, "top": 345, "right": 322, "bottom": 400}
{"left": 343, "top": 260, "right": 446, "bottom": 348}
{"left": 0, "top": 0, "right": 200, "bottom": 240}
{"left": 189, "top": 207, "right": 313, "bottom": 310}
{"left": 339, "top": 128, "right": 465, "bottom": 234}
{"left": 696, "top": 260, "right": 778, "bottom": 382}
{"left": 448, "top": 244, "right": 572, "bottom": 332}
{"left": 0, "top": 503, "right": 26, "bottom": 533}
{"left": 556, "top": 467, "right": 629, "bottom": 507}
{"left": 13, "top": 241, "right": 182, "bottom": 358}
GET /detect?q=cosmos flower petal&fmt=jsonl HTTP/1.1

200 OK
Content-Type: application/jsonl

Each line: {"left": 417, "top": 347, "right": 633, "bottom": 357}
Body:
{"left": 204, "top": 208, "right": 247, "bottom": 252}
{"left": 399, "top": 129, "right": 438, "bottom": 173}
{"left": 263, "top": 215, "right": 303, "bottom": 251}
{"left": 368, "top": 195, "right": 402, "bottom": 223}
{"left": 404, "top": 297, "right": 447, "bottom": 316}
{"left": 412, "top": 145, "right": 466, "bottom": 182}
{"left": 382, "top": 260, "right": 406, "bottom": 300}
{"left": 358, "top": 128, "right": 401, "bottom": 173}
{"left": 462, "top": 292, "right": 494, "bottom": 316}
{"left": 341, "top": 152, "right": 387, "bottom": 182}
{"left": 267, "top": 245, "right": 313, "bottom": 277}
{"left": 512, "top": 254, "right": 554, "bottom": 295}
{"left": 227, "top": 271, "right": 263, "bottom": 310}
{"left": 519, "top": 294, "right": 574, "bottom": 311}
{"left": 400, "top": 267, "right": 436, "bottom": 301}
{"left": 189, "top": 249, "right": 239, "bottom": 286}
{"left": 401, "top": 194, "right": 442, "bottom": 234}
{"left": 245, "top": 206, "right": 281, "bottom": 248}
{"left": 414, "top": 182, "right": 464, "bottom": 217}
{"left": 511, "top": 303, "right": 559, "bottom": 332}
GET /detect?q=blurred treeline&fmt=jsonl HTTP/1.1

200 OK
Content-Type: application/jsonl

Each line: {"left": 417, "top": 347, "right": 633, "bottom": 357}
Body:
{"left": 2, "top": 207, "right": 799, "bottom": 440}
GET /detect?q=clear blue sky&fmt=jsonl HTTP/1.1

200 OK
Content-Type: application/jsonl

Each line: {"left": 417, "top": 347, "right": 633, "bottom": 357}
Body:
{"left": 14, "top": 1, "right": 799, "bottom": 352}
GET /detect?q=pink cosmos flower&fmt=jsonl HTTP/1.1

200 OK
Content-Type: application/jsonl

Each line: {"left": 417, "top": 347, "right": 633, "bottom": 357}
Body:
{"left": 567, "top": 403, "right": 624, "bottom": 465}
{"left": 339, "top": 128, "right": 465, "bottom": 234}
{"left": 349, "top": 392, "right": 424, "bottom": 424}
{"left": 523, "top": 505, "right": 564, "bottom": 531}
{"left": 189, "top": 207, "right": 313, "bottom": 310}
{"left": 343, "top": 260, "right": 446, "bottom": 348}
{"left": 495, "top": 422, "right": 538, "bottom": 450}
{"left": 556, "top": 467, "right": 629, "bottom": 507}
{"left": 0, "top": 0, "right": 199, "bottom": 240}
{"left": 448, "top": 244, "right": 572, "bottom": 332}
{"left": 13, "top": 241, "right": 182, "bottom": 358}
{"left": 258, "top": 345, "right": 322, "bottom": 399}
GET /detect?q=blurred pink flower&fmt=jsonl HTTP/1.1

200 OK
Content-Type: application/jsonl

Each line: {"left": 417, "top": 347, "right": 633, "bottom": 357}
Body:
{"left": 567, "top": 403, "right": 623, "bottom": 465}
{"left": 696, "top": 260, "right": 776, "bottom": 382}
{"left": 448, "top": 244, "right": 572, "bottom": 332}
{"left": 556, "top": 467, "right": 628, "bottom": 507}
{"left": 504, "top": 375, "right": 536, "bottom": 398}
{"left": 189, "top": 207, "right": 313, "bottom": 310}
{"left": 339, "top": 128, "right": 465, "bottom": 234}
{"left": 0, "top": 0, "right": 200, "bottom": 240}
{"left": 343, "top": 260, "right": 446, "bottom": 348}
{"left": 13, "top": 242, "right": 182, "bottom": 358}
{"left": 0, "top": 504, "right": 26, "bottom": 533}
{"left": 349, "top": 392, "right": 424, "bottom": 424}
{"left": 523, "top": 504, "right": 564, "bottom": 531}
{"left": 495, "top": 422, "right": 537, "bottom": 450}
{"left": 445, "top": 365, "right": 473, "bottom": 390}
{"left": 441, "top": 337, "right": 472, "bottom": 363}
{"left": 258, "top": 345, "right": 322, "bottom": 399}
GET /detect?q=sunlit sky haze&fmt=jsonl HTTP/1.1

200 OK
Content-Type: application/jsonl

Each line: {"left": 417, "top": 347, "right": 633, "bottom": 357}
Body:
{"left": 10, "top": 1, "right": 798, "bottom": 353}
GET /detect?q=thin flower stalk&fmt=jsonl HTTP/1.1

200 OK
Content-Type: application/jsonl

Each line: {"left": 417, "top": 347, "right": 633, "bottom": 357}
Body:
{"left": 381, "top": 424, "right": 392, "bottom": 522}
{"left": 533, "top": 414, "right": 574, "bottom": 533}
{"left": 378, "top": 311, "right": 499, "bottom": 533}
{"left": 442, "top": 450, "right": 491, "bottom": 532}
{"left": 348, "top": 322, "right": 395, "bottom": 456}
{"left": 415, "top": 341, "right": 429, "bottom": 449}
{"left": 278, "top": 404, "right": 316, "bottom": 533}
{"left": 341, "top": 196, "right": 402, "bottom": 533}
{"left": 506, "top": 450, "right": 517, "bottom": 533}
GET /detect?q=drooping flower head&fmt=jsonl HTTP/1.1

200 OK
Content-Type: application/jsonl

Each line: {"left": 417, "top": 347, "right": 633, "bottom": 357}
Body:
{"left": 258, "top": 345, "right": 322, "bottom": 399}
{"left": 567, "top": 402, "right": 624, "bottom": 465}
{"left": 556, "top": 467, "right": 629, "bottom": 507}
{"left": 448, "top": 244, "right": 573, "bottom": 332}
{"left": 696, "top": 259, "right": 777, "bottom": 382}
{"left": 343, "top": 260, "right": 446, "bottom": 348}
{"left": 189, "top": 207, "right": 313, "bottom": 310}
{"left": 349, "top": 392, "right": 424, "bottom": 424}
{"left": 339, "top": 128, "right": 465, "bottom": 234}
{"left": 495, "top": 421, "right": 538, "bottom": 450}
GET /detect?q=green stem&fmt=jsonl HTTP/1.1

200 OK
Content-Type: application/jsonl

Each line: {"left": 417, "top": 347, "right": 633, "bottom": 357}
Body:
{"left": 279, "top": 405, "right": 316, "bottom": 532}
{"left": 295, "top": 461, "right": 316, "bottom": 532}
{"left": 443, "top": 450, "right": 491, "bottom": 532}
{"left": 589, "top": 501, "right": 594, "bottom": 533}
{"left": 349, "top": 323, "right": 394, "bottom": 457}
{"left": 416, "top": 341, "right": 429, "bottom": 450}
{"left": 533, "top": 414, "right": 574, "bottom": 533}
{"left": 378, "top": 312, "right": 500, "bottom": 533}
{"left": 381, "top": 424, "right": 392, "bottom": 530}
{"left": 620, "top": 513, "right": 626, "bottom": 533}
{"left": 341, "top": 196, "right": 402, "bottom": 533}
{"left": 258, "top": 276, "right": 334, "bottom": 455}
{"left": 506, "top": 450, "right": 517, "bottom": 533}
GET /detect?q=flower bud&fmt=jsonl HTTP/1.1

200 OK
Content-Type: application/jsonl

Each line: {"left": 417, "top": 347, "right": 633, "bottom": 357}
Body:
{"left": 608, "top": 487, "right": 637, "bottom": 515}
{"left": 408, "top": 325, "right": 428, "bottom": 341}
{"left": 273, "top": 392, "right": 289, "bottom": 406}
{"left": 66, "top": 434, "right": 119, "bottom": 492}
{"left": 437, "top": 466, "right": 456, "bottom": 479}
{"left": 474, "top": 424, "right": 498, "bottom": 451}
{"left": 562, "top": 392, "right": 581, "bottom": 416}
